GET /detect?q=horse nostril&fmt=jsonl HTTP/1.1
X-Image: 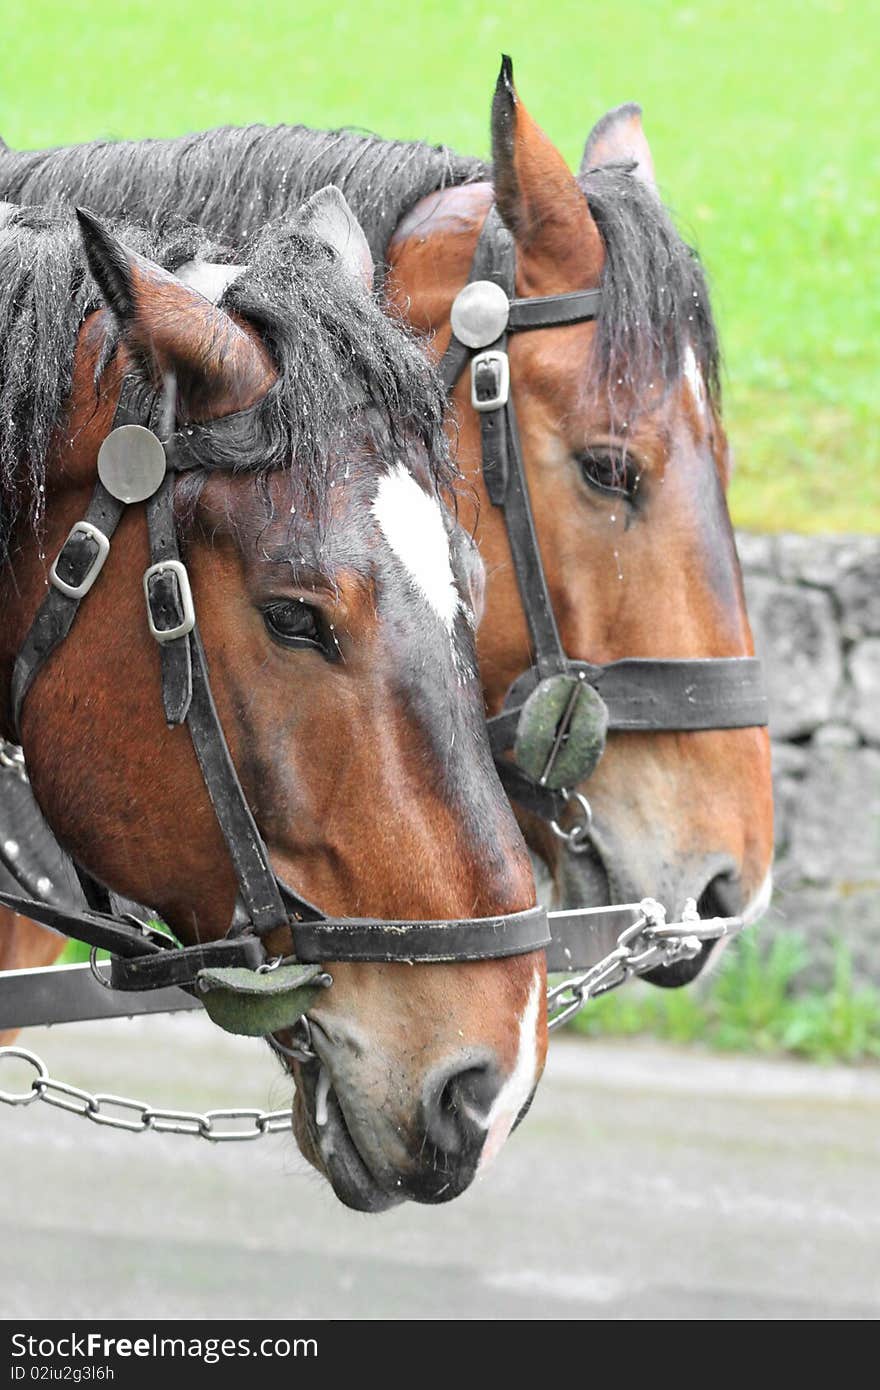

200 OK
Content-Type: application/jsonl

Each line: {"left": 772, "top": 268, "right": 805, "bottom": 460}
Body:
{"left": 423, "top": 1060, "right": 500, "bottom": 1157}
{"left": 697, "top": 873, "right": 741, "bottom": 920}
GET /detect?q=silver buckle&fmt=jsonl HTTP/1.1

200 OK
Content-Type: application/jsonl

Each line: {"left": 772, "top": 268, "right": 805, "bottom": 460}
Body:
{"left": 471, "top": 350, "right": 510, "bottom": 412}
{"left": 143, "top": 560, "right": 196, "bottom": 644}
{"left": 49, "top": 522, "right": 111, "bottom": 599}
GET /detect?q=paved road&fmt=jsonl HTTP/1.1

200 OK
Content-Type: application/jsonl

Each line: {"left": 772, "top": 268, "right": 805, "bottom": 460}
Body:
{"left": 2, "top": 1015, "right": 880, "bottom": 1320}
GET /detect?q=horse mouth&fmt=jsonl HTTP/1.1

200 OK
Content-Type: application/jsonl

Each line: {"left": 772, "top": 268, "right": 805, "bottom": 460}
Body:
{"left": 293, "top": 1056, "right": 404, "bottom": 1214}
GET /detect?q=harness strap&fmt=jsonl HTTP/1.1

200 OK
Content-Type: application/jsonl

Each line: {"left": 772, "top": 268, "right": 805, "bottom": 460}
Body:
{"left": 464, "top": 210, "right": 568, "bottom": 679}
{"left": 9, "top": 377, "right": 146, "bottom": 739}
{"left": 489, "top": 656, "right": 769, "bottom": 756}
{"left": 183, "top": 625, "right": 295, "bottom": 935}
{"left": 145, "top": 472, "right": 193, "bottom": 726}
{"left": 507, "top": 288, "right": 603, "bottom": 332}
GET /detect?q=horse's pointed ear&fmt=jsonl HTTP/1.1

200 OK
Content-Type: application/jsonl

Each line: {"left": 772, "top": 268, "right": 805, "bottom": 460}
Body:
{"left": 580, "top": 103, "right": 657, "bottom": 188}
{"left": 296, "top": 185, "right": 374, "bottom": 291}
{"left": 491, "top": 55, "right": 603, "bottom": 288}
{"left": 76, "top": 207, "right": 274, "bottom": 417}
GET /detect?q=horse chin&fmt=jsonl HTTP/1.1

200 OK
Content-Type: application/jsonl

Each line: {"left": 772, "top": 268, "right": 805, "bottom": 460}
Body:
{"left": 293, "top": 1063, "right": 404, "bottom": 1214}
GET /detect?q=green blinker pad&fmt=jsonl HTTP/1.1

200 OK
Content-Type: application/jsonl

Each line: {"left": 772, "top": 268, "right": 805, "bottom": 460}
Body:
{"left": 197, "top": 963, "right": 326, "bottom": 1038}
{"left": 513, "top": 674, "right": 609, "bottom": 790}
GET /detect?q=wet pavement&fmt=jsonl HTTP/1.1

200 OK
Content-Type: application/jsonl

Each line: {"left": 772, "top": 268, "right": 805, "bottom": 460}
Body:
{"left": 2, "top": 1015, "right": 879, "bottom": 1320}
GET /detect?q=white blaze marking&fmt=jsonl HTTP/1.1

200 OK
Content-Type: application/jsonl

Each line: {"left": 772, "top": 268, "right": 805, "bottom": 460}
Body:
{"left": 477, "top": 968, "right": 542, "bottom": 1173}
{"left": 683, "top": 344, "right": 706, "bottom": 412}
{"left": 176, "top": 259, "right": 247, "bottom": 304}
{"left": 372, "top": 463, "right": 460, "bottom": 632}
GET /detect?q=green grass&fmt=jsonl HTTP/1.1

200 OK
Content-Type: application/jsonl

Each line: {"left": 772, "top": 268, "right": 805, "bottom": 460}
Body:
{"left": 569, "top": 931, "right": 880, "bottom": 1064}
{"left": 2, "top": 0, "right": 876, "bottom": 530}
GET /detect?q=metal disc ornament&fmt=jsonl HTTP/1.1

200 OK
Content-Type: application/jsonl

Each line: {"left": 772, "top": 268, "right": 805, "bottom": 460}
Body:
{"left": 513, "top": 673, "right": 609, "bottom": 790}
{"left": 450, "top": 279, "right": 510, "bottom": 349}
{"left": 97, "top": 424, "right": 167, "bottom": 504}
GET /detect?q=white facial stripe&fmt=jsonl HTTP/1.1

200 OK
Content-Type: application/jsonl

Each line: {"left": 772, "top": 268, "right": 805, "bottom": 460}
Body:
{"left": 372, "top": 463, "right": 460, "bottom": 632}
{"left": 176, "top": 259, "right": 247, "bottom": 305}
{"left": 683, "top": 344, "right": 706, "bottom": 411}
{"left": 477, "top": 968, "right": 542, "bottom": 1173}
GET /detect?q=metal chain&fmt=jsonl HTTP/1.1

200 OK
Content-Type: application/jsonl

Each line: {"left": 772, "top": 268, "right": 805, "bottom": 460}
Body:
{"left": 0, "top": 1046, "right": 292, "bottom": 1141}
{"left": 0, "top": 900, "right": 746, "bottom": 1138}
{"left": 547, "top": 896, "right": 745, "bottom": 1030}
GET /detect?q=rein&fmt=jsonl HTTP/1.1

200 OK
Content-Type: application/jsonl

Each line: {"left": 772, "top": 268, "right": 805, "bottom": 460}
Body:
{"left": 439, "top": 209, "right": 769, "bottom": 841}
{"left": 1, "top": 367, "right": 550, "bottom": 1037}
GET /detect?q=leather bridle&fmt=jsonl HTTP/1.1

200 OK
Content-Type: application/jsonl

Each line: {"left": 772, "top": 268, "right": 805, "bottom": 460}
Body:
{"left": 0, "top": 368, "right": 550, "bottom": 1006}
{"left": 439, "top": 208, "right": 768, "bottom": 841}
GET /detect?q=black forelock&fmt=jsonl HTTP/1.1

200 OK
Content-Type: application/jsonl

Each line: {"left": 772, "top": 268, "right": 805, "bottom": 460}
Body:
{"left": 577, "top": 162, "right": 721, "bottom": 417}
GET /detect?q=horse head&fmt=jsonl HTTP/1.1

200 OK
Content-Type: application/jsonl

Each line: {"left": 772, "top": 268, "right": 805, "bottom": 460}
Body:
{"left": 0, "top": 193, "right": 546, "bottom": 1209}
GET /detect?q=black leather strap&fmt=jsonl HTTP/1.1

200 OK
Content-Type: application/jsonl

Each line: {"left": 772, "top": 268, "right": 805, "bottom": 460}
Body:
{"left": 288, "top": 903, "right": 550, "bottom": 964}
{"left": 10, "top": 376, "right": 147, "bottom": 738}
{"left": 507, "top": 289, "right": 602, "bottom": 333}
{"left": 490, "top": 657, "right": 769, "bottom": 751}
{"left": 0, "top": 887, "right": 170, "bottom": 959}
{"left": 10, "top": 483, "right": 125, "bottom": 738}
{"left": 145, "top": 473, "right": 193, "bottom": 726}
{"left": 183, "top": 626, "right": 293, "bottom": 935}
{"left": 468, "top": 211, "right": 568, "bottom": 678}
{"left": 109, "top": 934, "right": 265, "bottom": 991}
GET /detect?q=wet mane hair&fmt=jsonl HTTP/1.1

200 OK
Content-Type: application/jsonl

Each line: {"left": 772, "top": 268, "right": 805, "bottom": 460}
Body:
{"left": 0, "top": 201, "right": 453, "bottom": 560}
{"left": 578, "top": 162, "right": 720, "bottom": 414}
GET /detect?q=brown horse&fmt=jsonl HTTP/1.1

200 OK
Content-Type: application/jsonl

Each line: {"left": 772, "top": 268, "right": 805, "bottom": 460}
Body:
{"left": 0, "top": 59, "right": 774, "bottom": 976}
{"left": 388, "top": 74, "right": 774, "bottom": 973}
{"left": 0, "top": 198, "right": 546, "bottom": 1209}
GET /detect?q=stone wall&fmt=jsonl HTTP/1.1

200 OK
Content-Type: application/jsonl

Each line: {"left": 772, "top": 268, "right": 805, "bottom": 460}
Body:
{"left": 737, "top": 532, "right": 880, "bottom": 985}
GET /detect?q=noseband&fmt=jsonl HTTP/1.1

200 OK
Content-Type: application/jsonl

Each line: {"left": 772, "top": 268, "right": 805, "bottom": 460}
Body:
{"left": 440, "top": 209, "right": 768, "bottom": 842}
{"left": 1, "top": 370, "right": 549, "bottom": 1032}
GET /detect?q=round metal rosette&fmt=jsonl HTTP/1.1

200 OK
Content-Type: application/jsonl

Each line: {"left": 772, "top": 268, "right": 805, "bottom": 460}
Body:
{"left": 513, "top": 673, "right": 609, "bottom": 790}
{"left": 450, "top": 279, "right": 510, "bottom": 349}
{"left": 97, "top": 424, "right": 167, "bottom": 504}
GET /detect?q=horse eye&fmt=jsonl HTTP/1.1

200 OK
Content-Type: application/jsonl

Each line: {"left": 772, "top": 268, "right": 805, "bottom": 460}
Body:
{"left": 576, "top": 450, "right": 640, "bottom": 500}
{"left": 263, "top": 600, "right": 326, "bottom": 653}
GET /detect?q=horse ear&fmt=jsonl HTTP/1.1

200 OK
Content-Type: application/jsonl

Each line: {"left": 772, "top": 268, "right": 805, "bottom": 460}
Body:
{"left": 295, "top": 185, "right": 374, "bottom": 291}
{"left": 580, "top": 103, "right": 657, "bottom": 188}
{"left": 75, "top": 207, "right": 274, "bottom": 417}
{"left": 491, "top": 55, "right": 603, "bottom": 289}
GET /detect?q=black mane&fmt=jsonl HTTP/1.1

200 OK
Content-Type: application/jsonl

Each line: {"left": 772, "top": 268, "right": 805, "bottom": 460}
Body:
{"left": 0, "top": 126, "right": 485, "bottom": 272}
{"left": 578, "top": 163, "right": 720, "bottom": 414}
{"left": 0, "top": 202, "right": 453, "bottom": 561}
{"left": 0, "top": 125, "right": 721, "bottom": 550}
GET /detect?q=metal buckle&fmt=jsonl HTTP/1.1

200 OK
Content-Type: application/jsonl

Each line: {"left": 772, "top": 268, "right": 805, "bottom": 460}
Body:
{"left": 471, "top": 350, "right": 510, "bottom": 412}
{"left": 143, "top": 560, "right": 196, "bottom": 644}
{"left": 49, "top": 522, "right": 111, "bottom": 599}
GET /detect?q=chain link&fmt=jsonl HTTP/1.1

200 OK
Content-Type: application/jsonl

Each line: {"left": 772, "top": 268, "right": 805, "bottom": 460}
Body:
{"left": 547, "top": 896, "right": 745, "bottom": 1030}
{"left": 0, "top": 1046, "right": 292, "bottom": 1141}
